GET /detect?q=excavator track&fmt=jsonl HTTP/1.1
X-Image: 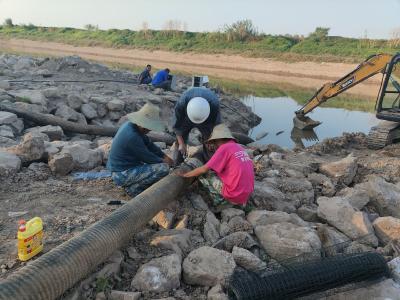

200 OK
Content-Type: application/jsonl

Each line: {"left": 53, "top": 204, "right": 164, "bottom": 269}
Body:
{"left": 367, "top": 121, "right": 400, "bottom": 149}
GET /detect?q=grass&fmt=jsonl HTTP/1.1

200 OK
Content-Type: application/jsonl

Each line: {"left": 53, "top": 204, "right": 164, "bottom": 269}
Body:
{"left": 0, "top": 24, "right": 399, "bottom": 63}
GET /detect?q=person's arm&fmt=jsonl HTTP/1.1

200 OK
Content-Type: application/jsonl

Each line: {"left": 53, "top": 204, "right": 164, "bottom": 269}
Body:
{"left": 181, "top": 165, "right": 209, "bottom": 178}
{"left": 143, "top": 135, "right": 165, "bottom": 158}
{"left": 128, "top": 135, "right": 164, "bottom": 164}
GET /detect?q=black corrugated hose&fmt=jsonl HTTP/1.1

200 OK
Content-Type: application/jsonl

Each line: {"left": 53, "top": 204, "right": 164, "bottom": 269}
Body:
{"left": 0, "top": 162, "right": 196, "bottom": 300}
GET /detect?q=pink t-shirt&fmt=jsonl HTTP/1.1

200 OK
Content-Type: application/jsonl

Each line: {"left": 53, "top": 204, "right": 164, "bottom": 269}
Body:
{"left": 206, "top": 140, "right": 254, "bottom": 205}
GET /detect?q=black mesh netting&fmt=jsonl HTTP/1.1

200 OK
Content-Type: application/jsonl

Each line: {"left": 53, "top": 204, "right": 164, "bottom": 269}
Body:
{"left": 227, "top": 252, "right": 390, "bottom": 300}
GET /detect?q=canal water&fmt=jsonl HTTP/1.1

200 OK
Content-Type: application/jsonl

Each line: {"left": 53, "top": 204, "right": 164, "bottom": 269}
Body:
{"left": 241, "top": 96, "right": 380, "bottom": 149}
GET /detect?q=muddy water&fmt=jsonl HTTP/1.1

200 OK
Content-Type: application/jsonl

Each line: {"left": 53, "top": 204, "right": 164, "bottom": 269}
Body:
{"left": 242, "top": 96, "right": 380, "bottom": 149}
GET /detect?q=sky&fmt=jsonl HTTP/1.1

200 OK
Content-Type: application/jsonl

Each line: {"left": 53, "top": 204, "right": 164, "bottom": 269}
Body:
{"left": 0, "top": 0, "right": 399, "bottom": 39}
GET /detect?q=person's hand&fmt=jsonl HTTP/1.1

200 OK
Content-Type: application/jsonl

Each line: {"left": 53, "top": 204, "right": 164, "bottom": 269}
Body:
{"left": 178, "top": 142, "right": 187, "bottom": 157}
{"left": 163, "top": 155, "right": 174, "bottom": 166}
{"left": 174, "top": 169, "right": 186, "bottom": 176}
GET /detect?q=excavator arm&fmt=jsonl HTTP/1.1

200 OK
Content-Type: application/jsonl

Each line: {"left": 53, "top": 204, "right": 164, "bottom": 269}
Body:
{"left": 294, "top": 53, "right": 393, "bottom": 129}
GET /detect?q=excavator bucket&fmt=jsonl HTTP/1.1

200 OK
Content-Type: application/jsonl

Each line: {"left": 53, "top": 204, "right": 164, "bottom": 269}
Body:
{"left": 293, "top": 115, "right": 321, "bottom": 130}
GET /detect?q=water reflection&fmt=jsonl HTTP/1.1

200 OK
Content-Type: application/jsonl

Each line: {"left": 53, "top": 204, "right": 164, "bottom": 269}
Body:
{"left": 242, "top": 96, "right": 380, "bottom": 149}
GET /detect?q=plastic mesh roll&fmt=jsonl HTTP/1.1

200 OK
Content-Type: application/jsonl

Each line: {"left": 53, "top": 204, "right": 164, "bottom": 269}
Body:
{"left": 227, "top": 252, "right": 390, "bottom": 300}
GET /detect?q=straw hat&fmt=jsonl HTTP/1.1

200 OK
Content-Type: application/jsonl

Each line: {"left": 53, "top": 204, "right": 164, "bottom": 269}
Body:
{"left": 126, "top": 103, "right": 165, "bottom": 132}
{"left": 208, "top": 124, "right": 235, "bottom": 142}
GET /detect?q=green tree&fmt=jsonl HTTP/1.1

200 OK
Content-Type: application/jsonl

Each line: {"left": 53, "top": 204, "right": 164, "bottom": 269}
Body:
{"left": 3, "top": 18, "right": 13, "bottom": 27}
{"left": 84, "top": 24, "right": 98, "bottom": 31}
{"left": 308, "top": 27, "right": 330, "bottom": 41}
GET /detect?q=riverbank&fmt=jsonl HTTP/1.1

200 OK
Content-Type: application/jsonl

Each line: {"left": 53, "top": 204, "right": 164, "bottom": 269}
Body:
{"left": 0, "top": 38, "right": 383, "bottom": 100}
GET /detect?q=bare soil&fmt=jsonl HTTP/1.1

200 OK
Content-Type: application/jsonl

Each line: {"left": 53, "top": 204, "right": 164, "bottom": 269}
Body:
{"left": 0, "top": 38, "right": 382, "bottom": 98}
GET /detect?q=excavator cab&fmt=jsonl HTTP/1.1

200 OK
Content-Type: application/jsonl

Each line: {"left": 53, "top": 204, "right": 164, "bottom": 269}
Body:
{"left": 376, "top": 54, "right": 400, "bottom": 121}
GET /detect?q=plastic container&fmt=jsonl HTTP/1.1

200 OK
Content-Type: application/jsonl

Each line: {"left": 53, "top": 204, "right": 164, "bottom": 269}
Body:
{"left": 17, "top": 217, "right": 44, "bottom": 261}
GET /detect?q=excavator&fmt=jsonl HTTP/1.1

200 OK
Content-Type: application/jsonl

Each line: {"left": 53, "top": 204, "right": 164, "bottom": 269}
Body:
{"left": 294, "top": 53, "right": 400, "bottom": 149}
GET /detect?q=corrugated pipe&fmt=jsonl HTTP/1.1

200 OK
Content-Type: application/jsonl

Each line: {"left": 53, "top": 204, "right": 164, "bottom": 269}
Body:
{"left": 0, "top": 162, "right": 197, "bottom": 300}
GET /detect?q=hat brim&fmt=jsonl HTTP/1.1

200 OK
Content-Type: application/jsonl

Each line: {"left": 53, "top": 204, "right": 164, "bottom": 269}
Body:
{"left": 207, "top": 134, "right": 236, "bottom": 142}
{"left": 126, "top": 112, "right": 165, "bottom": 132}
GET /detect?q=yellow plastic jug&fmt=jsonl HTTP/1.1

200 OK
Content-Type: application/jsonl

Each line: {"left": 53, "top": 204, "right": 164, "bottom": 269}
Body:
{"left": 17, "top": 217, "right": 44, "bottom": 261}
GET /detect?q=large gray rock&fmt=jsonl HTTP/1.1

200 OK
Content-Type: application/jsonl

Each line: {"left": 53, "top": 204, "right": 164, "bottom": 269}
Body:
{"left": 307, "top": 173, "right": 336, "bottom": 197}
{"left": 203, "top": 211, "right": 221, "bottom": 244}
{"left": 336, "top": 186, "right": 370, "bottom": 210}
{"left": 254, "top": 222, "right": 321, "bottom": 261}
{"left": 207, "top": 284, "right": 229, "bottom": 300}
{"left": 232, "top": 246, "right": 266, "bottom": 272}
{"left": 131, "top": 254, "right": 181, "bottom": 292}
{"left": 7, "top": 132, "right": 45, "bottom": 163}
{"left": 0, "top": 111, "right": 23, "bottom": 134}
{"left": 373, "top": 216, "right": 400, "bottom": 245}
{"left": 221, "top": 208, "right": 245, "bottom": 223}
{"left": 13, "top": 57, "right": 34, "bottom": 71}
{"left": 0, "top": 111, "right": 17, "bottom": 125}
{"left": 55, "top": 104, "right": 81, "bottom": 122}
{"left": 0, "top": 125, "right": 14, "bottom": 138}
{"left": 0, "top": 136, "right": 17, "bottom": 147}
{"left": 0, "top": 151, "right": 21, "bottom": 176}
{"left": 183, "top": 246, "right": 236, "bottom": 286}
{"left": 0, "top": 81, "right": 11, "bottom": 90}
{"left": 317, "top": 196, "right": 378, "bottom": 247}
{"left": 26, "top": 125, "right": 63, "bottom": 141}
{"left": 252, "top": 180, "right": 295, "bottom": 213}
{"left": 67, "top": 94, "right": 84, "bottom": 110}
{"left": 358, "top": 176, "right": 400, "bottom": 218}
{"left": 107, "top": 99, "right": 125, "bottom": 111}
{"left": 319, "top": 154, "right": 357, "bottom": 185}
{"left": 48, "top": 152, "right": 74, "bottom": 175}
{"left": 247, "top": 210, "right": 308, "bottom": 227}
{"left": 62, "top": 144, "right": 102, "bottom": 170}
{"left": 10, "top": 90, "right": 48, "bottom": 106}
{"left": 150, "top": 229, "right": 192, "bottom": 256}
{"left": 227, "top": 216, "right": 253, "bottom": 234}
{"left": 81, "top": 103, "right": 98, "bottom": 120}
{"left": 324, "top": 279, "right": 400, "bottom": 299}
{"left": 388, "top": 257, "right": 400, "bottom": 284}
{"left": 42, "top": 87, "right": 60, "bottom": 99}
{"left": 316, "top": 224, "right": 350, "bottom": 256}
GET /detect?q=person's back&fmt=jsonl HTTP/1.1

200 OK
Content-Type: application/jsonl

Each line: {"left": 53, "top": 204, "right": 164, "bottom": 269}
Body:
{"left": 152, "top": 69, "right": 168, "bottom": 85}
{"left": 107, "top": 122, "right": 164, "bottom": 172}
{"left": 206, "top": 140, "right": 254, "bottom": 205}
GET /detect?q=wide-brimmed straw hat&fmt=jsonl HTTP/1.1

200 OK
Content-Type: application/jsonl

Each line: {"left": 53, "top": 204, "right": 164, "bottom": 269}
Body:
{"left": 208, "top": 124, "right": 235, "bottom": 142}
{"left": 126, "top": 103, "right": 165, "bottom": 132}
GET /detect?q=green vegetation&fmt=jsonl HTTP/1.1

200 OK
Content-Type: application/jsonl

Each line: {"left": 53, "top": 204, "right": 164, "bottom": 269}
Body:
{"left": 0, "top": 20, "right": 399, "bottom": 62}
{"left": 212, "top": 77, "right": 376, "bottom": 112}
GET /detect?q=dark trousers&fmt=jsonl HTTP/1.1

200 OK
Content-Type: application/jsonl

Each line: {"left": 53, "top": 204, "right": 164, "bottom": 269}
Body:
{"left": 153, "top": 80, "right": 172, "bottom": 91}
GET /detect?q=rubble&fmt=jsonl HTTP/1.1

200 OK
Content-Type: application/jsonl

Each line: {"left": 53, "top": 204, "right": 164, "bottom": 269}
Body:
{"left": 317, "top": 196, "right": 378, "bottom": 247}
{"left": 1, "top": 54, "right": 400, "bottom": 299}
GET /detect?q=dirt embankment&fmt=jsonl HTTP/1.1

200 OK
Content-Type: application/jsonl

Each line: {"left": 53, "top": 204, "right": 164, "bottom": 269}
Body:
{"left": 0, "top": 38, "right": 382, "bottom": 98}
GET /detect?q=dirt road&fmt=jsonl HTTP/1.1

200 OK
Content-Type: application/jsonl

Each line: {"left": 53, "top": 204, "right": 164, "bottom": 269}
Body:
{"left": 0, "top": 38, "right": 382, "bottom": 98}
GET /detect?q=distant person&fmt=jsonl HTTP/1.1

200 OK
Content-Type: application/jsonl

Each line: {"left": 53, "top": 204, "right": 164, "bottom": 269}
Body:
{"left": 152, "top": 68, "right": 172, "bottom": 90}
{"left": 107, "top": 103, "right": 174, "bottom": 197}
{"left": 172, "top": 87, "right": 221, "bottom": 163}
{"left": 179, "top": 124, "right": 254, "bottom": 207}
{"left": 138, "top": 64, "right": 152, "bottom": 84}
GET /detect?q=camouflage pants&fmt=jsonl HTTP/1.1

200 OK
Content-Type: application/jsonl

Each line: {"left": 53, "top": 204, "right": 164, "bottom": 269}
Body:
{"left": 112, "top": 163, "right": 169, "bottom": 197}
{"left": 198, "top": 172, "right": 226, "bottom": 206}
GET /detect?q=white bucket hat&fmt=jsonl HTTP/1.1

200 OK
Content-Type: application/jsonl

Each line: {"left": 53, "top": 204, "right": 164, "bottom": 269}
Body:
{"left": 126, "top": 103, "right": 165, "bottom": 132}
{"left": 208, "top": 124, "right": 235, "bottom": 142}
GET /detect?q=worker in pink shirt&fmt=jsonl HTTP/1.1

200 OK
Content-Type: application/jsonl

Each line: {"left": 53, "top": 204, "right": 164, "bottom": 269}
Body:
{"left": 180, "top": 124, "right": 254, "bottom": 206}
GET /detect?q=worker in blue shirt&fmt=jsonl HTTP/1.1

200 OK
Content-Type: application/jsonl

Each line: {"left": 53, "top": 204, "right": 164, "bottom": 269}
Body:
{"left": 107, "top": 103, "right": 174, "bottom": 197}
{"left": 152, "top": 68, "right": 172, "bottom": 90}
